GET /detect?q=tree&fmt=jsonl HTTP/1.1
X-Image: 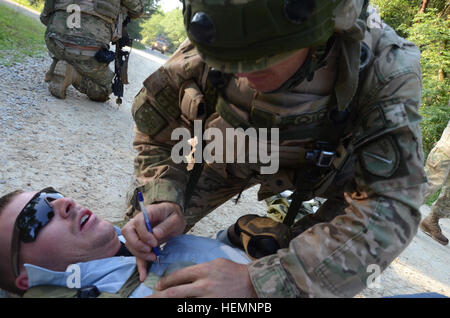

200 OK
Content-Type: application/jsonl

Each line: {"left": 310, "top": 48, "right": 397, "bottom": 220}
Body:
{"left": 127, "top": 0, "right": 161, "bottom": 41}
{"left": 408, "top": 8, "right": 449, "bottom": 156}
{"left": 141, "top": 8, "right": 185, "bottom": 53}
{"left": 372, "top": 0, "right": 449, "bottom": 157}
{"left": 419, "top": 0, "right": 429, "bottom": 13}
{"left": 370, "top": 0, "right": 422, "bottom": 37}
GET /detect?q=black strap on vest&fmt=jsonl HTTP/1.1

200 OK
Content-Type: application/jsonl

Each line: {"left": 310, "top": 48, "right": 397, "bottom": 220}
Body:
{"left": 184, "top": 69, "right": 229, "bottom": 209}
{"left": 283, "top": 39, "right": 372, "bottom": 227}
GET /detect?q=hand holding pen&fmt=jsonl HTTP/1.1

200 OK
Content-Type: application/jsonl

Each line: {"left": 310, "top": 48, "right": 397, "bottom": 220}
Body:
{"left": 121, "top": 196, "right": 187, "bottom": 281}
{"left": 137, "top": 192, "right": 161, "bottom": 264}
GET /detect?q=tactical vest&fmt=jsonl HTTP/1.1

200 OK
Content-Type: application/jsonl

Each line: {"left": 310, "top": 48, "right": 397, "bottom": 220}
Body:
{"left": 54, "top": 0, "right": 121, "bottom": 25}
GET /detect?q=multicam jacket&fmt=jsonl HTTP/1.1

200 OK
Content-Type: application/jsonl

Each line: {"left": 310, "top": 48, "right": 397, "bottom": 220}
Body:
{"left": 40, "top": 0, "right": 144, "bottom": 46}
{"left": 130, "top": 20, "right": 427, "bottom": 297}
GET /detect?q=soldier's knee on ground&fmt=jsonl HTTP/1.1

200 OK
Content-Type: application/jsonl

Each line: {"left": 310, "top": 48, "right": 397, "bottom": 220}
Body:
{"left": 291, "top": 196, "right": 347, "bottom": 236}
{"left": 87, "top": 90, "right": 110, "bottom": 102}
{"left": 72, "top": 76, "right": 111, "bottom": 102}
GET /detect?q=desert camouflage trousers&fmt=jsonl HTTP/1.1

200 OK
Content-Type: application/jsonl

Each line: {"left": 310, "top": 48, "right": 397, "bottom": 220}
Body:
{"left": 45, "top": 34, "right": 114, "bottom": 101}
{"left": 423, "top": 121, "right": 450, "bottom": 219}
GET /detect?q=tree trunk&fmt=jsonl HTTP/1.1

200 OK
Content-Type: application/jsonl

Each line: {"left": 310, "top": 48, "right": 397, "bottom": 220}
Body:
{"left": 419, "top": 0, "right": 429, "bottom": 13}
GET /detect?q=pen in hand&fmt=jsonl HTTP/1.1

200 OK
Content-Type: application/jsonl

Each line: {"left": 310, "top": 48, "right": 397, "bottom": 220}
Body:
{"left": 137, "top": 192, "right": 161, "bottom": 264}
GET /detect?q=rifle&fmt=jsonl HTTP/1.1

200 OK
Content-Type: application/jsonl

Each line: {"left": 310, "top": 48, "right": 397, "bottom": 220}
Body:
{"left": 112, "top": 15, "right": 132, "bottom": 105}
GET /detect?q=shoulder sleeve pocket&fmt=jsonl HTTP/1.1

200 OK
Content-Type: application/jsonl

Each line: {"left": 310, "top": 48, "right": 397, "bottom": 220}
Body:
{"left": 132, "top": 89, "right": 167, "bottom": 137}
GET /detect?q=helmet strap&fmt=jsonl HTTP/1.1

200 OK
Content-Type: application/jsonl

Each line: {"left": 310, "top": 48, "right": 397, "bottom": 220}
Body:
{"left": 268, "top": 36, "right": 336, "bottom": 94}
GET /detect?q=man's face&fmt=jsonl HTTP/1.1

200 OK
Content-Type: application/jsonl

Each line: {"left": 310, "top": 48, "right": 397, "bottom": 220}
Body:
{"left": 0, "top": 191, "right": 120, "bottom": 281}
{"left": 235, "top": 48, "right": 310, "bottom": 92}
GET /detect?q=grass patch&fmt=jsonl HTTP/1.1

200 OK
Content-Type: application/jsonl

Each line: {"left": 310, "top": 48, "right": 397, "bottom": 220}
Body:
{"left": 12, "top": 0, "right": 44, "bottom": 11}
{"left": 426, "top": 189, "right": 441, "bottom": 206}
{"left": 0, "top": 4, "right": 46, "bottom": 66}
{"left": 132, "top": 41, "right": 147, "bottom": 51}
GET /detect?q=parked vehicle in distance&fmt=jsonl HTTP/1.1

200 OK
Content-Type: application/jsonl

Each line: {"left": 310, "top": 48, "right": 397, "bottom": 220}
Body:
{"left": 152, "top": 37, "right": 168, "bottom": 54}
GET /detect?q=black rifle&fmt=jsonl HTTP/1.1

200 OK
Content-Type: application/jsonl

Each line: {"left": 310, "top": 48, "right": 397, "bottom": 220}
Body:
{"left": 112, "top": 16, "right": 132, "bottom": 105}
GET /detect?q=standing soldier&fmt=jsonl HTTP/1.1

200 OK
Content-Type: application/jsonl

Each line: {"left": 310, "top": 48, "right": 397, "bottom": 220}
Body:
{"left": 40, "top": 0, "right": 144, "bottom": 102}
{"left": 420, "top": 121, "right": 449, "bottom": 245}
{"left": 122, "top": 0, "right": 427, "bottom": 298}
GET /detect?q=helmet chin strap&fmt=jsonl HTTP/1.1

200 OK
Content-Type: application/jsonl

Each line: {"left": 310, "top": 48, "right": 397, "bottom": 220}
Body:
{"left": 267, "top": 36, "right": 336, "bottom": 94}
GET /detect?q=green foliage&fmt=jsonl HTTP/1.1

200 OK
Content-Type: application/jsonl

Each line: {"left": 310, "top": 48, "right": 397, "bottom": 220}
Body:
{"left": 141, "top": 0, "right": 161, "bottom": 17}
{"left": 13, "top": 0, "right": 44, "bottom": 11}
{"left": 132, "top": 40, "right": 146, "bottom": 50}
{"left": 370, "top": 0, "right": 422, "bottom": 37}
{"left": 420, "top": 105, "right": 449, "bottom": 158}
{"left": 408, "top": 10, "right": 449, "bottom": 102}
{"left": 128, "top": 19, "right": 144, "bottom": 41}
{"left": 426, "top": 188, "right": 441, "bottom": 206}
{"left": 128, "top": 0, "right": 161, "bottom": 40}
{"left": 407, "top": 9, "right": 449, "bottom": 158}
{"left": 141, "top": 8, "right": 186, "bottom": 53}
{"left": 0, "top": 4, "right": 46, "bottom": 66}
{"left": 372, "top": 1, "right": 449, "bottom": 159}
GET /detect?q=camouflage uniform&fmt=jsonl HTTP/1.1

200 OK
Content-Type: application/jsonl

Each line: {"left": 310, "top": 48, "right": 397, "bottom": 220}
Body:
{"left": 40, "top": 0, "right": 143, "bottom": 101}
{"left": 128, "top": 1, "right": 426, "bottom": 297}
{"left": 420, "top": 121, "right": 449, "bottom": 244}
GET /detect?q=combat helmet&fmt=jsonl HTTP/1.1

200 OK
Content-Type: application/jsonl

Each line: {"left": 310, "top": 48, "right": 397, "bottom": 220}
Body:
{"left": 182, "top": 0, "right": 366, "bottom": 73}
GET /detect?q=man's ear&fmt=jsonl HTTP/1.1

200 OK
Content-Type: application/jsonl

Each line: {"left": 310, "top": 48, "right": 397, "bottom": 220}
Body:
{"left": 15, "top": 269, "right": 29, "bottom": 291}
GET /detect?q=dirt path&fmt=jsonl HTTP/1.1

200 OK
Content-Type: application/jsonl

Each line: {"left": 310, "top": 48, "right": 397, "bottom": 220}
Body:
{"left": 0, "top": 0, "right": 448, "bottom": 298}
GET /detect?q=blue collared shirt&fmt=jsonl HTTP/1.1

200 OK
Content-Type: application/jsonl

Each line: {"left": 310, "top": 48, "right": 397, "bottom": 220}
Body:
{"left": 25, "top": 228, "right": 250, "bottom": 297}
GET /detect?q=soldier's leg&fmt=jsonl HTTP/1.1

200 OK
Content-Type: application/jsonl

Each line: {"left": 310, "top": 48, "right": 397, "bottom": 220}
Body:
{"left": 420, "top": 173, "right": 449, "bottom": 245}
{"left": 72, "top": 73, "right": 113, "bottom": 102}
{"left": 291, "top": 194, "right": 348, "bottom": 237}
{"left": 420, "top": 140, "right": 449, "bottom": 245}
{"left": 423, "top": 145, "right": 449, "bottom": 202}
{"left": 44, "top": 37, "right": 80, "bottom": 99}
{"left": 431, "top": 177, "right": 450, "bottom": 219}
{"left": 69, "top": 57, "right": 114, "bottom": 102}
{"left": 45, "top": 57, "right": 58, "bottom": 83}
{"left": 44, "top": 36, "right": 113, "bottom": 102}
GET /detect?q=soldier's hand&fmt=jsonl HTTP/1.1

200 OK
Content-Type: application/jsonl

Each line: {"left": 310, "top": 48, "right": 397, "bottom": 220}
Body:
{"left": 122, "top": 202, "right": 186, "bottom": 281}
{"left": 149, "top": 258, "right": 258, "bottom": 298}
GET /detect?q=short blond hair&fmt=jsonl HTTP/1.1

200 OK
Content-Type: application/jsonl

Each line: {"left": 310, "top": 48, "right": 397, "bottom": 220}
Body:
{"left": 0, "top": 190, "right": 25, "bottom": 295}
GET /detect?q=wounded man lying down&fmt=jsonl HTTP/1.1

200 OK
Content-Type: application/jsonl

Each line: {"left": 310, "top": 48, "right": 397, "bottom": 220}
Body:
{"left": 0, "top": 187, "right": 250, "bottom": 298}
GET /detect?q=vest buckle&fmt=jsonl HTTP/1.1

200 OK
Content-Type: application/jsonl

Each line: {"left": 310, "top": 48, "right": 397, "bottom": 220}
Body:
{"left": 305, "top": 142, "right": 335, "bottom": 168}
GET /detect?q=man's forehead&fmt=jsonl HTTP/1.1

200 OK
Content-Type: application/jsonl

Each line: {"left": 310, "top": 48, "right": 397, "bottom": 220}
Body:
{"left": 3, "top": 191, "right": 36, "bottom": 221}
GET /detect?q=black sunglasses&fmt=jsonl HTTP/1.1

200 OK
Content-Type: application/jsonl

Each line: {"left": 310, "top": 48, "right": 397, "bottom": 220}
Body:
{"left": 10, "top": 187, "right": 64, "bottom": 277}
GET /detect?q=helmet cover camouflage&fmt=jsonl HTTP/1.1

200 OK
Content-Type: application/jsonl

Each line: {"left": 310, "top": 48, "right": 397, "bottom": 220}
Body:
{"left": 182, "top": 0, "right": 365, "bottom": 73}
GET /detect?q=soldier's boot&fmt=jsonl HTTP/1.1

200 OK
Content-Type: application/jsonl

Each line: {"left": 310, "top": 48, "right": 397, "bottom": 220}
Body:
{"left": 420, "top": 214, "right": 449, "bottom": 246}
{"left": 45, "top": 58, "right": 58, "bottom": 82}
{"left": 48, "top": 61, "right": 81, "bottom": 99}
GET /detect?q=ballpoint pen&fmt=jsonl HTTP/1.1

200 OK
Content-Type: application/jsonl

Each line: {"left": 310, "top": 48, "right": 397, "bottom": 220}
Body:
{"left": 137, "top": 192, "right": 161, "bottom": 264}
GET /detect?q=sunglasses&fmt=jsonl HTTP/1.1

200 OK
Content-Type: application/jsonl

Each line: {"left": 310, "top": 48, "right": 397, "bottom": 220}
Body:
{"left": 10, "top": 187, "right": 64, "bottom": 277}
